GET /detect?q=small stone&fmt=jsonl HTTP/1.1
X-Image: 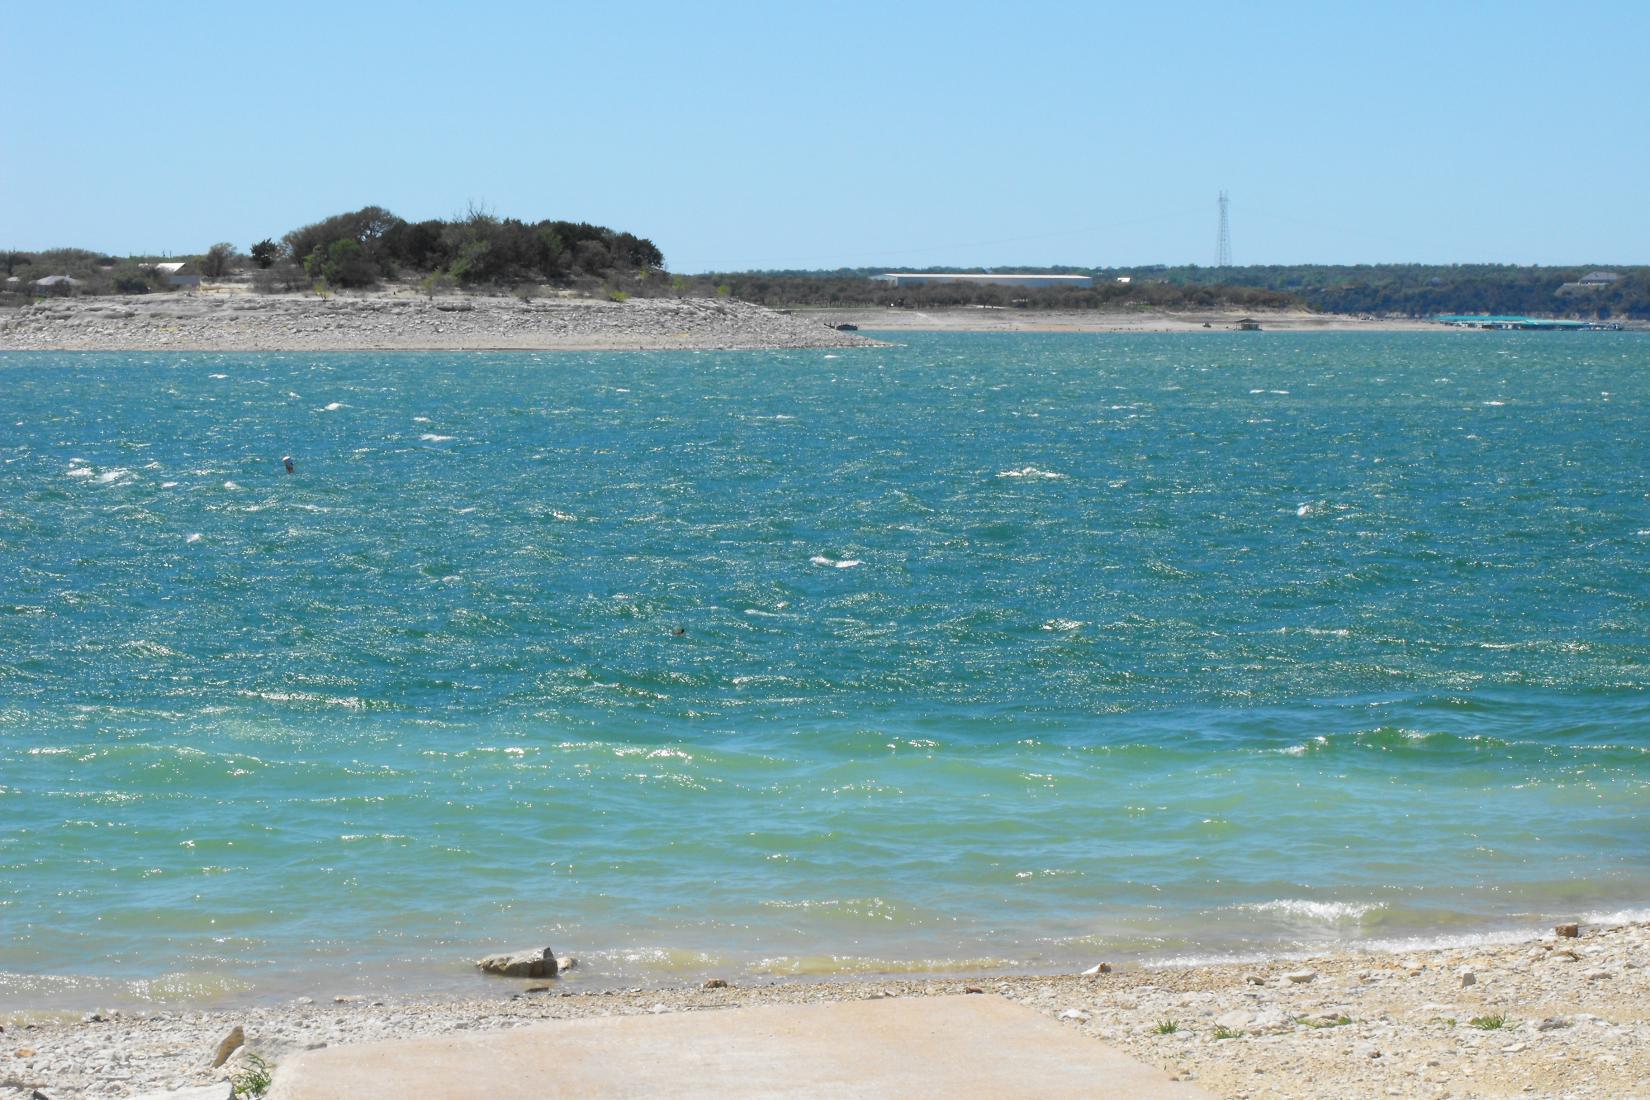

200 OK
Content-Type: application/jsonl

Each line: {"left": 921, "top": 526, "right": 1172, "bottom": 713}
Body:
{"left": 1080, "top": 962, "right": 1112, "bottom": 976}
{"left": 1458, "top": 968, "right": 1476, "bottom": 988}
{"left": 702, "top": 979, "right": 728, "bottom": 989}
{"left": 650, "top": 1003, "right": 669, "bottom": 1014}
{"left": 1584, "top": 969, "right": 1611, "bottom": 980}
{"left": 477, "top": 947, "right": 558, "bottom": 979}
{"left": 1215, "top": 1010, "right": 1251, "bottom": 1029}
{"left": 209, "top": 1025, "right": 244, "bottom": 1068}
{"left": 1059, "top": 1008, "right": 1091, "bottom": 1022}
{"left": 1285, "top": 970, "right": 1317, "bottom": 984}
{"left": 1501, "top": 1041, "right": 1528, "bottom": 1053}
{"left": 555, "top": 956, "right": 577, "bottom": 972}
{"left": 1244, "top": 974, "right": 1266, "bottom": 985}
{"left": 1555, "top": 922, "right": 1579, "bottom": 938}
{"left": 295, "top": 996, "right": 314, "bottom": 1006}
{"left": 1535, "top": 1016, "right": 1569, "bottom": 1030}
{"left": 963, "top": 986, "right": 984, "bottom": 994}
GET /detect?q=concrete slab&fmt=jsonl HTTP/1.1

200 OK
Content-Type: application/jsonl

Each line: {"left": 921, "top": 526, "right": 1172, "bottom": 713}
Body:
{"left": 269, "top": 994, "right": 1211, "bottom": 1099}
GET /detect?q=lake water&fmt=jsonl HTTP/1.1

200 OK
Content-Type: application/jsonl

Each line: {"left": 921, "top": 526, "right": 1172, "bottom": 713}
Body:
{"left": 3, "top": 333, "right": 1648, "bottom": 1010}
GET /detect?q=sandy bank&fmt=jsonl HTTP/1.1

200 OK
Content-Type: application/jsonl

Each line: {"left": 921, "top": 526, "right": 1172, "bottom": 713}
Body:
{"left": 4, "top": 920, "right": 1645, "bottom": 1099}
{"left": 0, "top": 291, "right": 884, "bottom": 353}
{"left": 806, "top": 305, "right": 1447, "bottom": 334}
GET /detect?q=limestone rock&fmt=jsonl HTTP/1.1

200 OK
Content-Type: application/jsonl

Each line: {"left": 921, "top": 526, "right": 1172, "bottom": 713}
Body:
{"left": 1458, "top": 968, "right": 1476, "bottom": 988}
{"left": 477, "top": 947, "right": 558, "bottom": 979}
{"left": 1215, "top": 1010, "right": 1251, "bottom": 1030}
{"left": 1058, "top": 1008, "right": 1091, "bottom": 1022}
{"left": 1080, "top": 962, "right": 1112, "bottom": 976}
{"left": 127, "top": 1086, "right": 233, "bottom": 1100}
{"left": 1555, "top": 922, "right": 1580, "bottom": 938}
{"left": 702, "top": 978, "right": 729, "bottom": 989}
{"left": 208, "top": 1025, "right": 243, "bottom": 1068}
{"left": 555, "top": 955, "right": 578, "bottom": 972}
{"left": 1285, "top": 970, "right": 1317, "bottom": 984}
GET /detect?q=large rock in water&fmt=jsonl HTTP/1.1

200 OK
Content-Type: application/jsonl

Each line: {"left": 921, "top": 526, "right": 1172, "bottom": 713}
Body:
{"left": 478, "top": 947, "right": 559, "bottom": 978}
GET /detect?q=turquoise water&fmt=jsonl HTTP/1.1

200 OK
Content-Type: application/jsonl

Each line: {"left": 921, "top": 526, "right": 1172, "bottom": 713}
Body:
{"left": 3, "top": 333, "right": 1649, "bottom": 1010}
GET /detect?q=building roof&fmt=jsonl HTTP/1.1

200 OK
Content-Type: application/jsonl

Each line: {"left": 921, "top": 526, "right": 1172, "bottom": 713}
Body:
{"left": 35, "top": 274, "right": 81, "bottom": 286}
{"left": 153, "top": 262, "right": 188, "bottom": 274}
{"left": 877, "top": 272, "right": 1092, "bottom": 281}
{"left": 1579, "top": 270, "right": 1619, "bottom": 283}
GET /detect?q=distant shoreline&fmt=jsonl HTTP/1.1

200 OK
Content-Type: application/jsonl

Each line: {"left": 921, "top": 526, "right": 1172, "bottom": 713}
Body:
{"left": 804, "top": 305, "right": 1461, "bottom": 335}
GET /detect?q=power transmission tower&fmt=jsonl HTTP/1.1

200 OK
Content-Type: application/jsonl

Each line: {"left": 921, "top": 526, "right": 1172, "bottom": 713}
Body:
{"left": 1215, "top": 191, "right": 1232, "bottom": 268}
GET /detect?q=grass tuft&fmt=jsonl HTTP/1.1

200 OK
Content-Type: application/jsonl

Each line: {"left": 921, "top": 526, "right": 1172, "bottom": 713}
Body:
{"left": 1153, "top": 1018, "right": 1179, "bottom": 1034}
{"left": 231, "top": 1052, "right": 273, "bottom": 1098}
{"left": 1468, "top": 1014, "right": 1512, "bottom": 1030}
{"left": 1211, "top": 1025, "right": 1244, "bottom": 1040}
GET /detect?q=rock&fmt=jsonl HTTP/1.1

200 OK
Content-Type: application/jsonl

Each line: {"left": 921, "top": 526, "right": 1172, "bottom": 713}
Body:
{"left": 1555, "top": 922, "right": 1580, "bottom": 938}
{"left": 126, "top": 1086, "right": 233, "bottom": 1100}
{"left": 963, "top": 986, "right": 984, "bottom": 994}
{"left": 702, "top": 979, "right": 729, "bottom": 989}
{"left": 1285, "top": 970, "right": 1318, "bottom": 984}
{"left": 208, "top": 1025, "right": 244, "bottom": 1068}
{"left": 1458, "top": 968, "right": 1476, "bottom": 988}
{"left": 477, "top": 947, "right": 558, "bottom": 979}
{"left": 1215, "top": 1010, "right": 1251, "bottom": 1029}
{"left": 1251, "top": 1008, "right": 1290, "bottom": 1030}
{"left": 555, "top": 955, "right": 578, "bottom": 972}
{"left": 1584, "top": 969, "right": 1611, "bottom": 980}
{"left": 1058, "top": 1009, "right": 1091, "bottom": 1022}
{"left": 1535, "top": 1016, "right": 1570, "bottom": 1030}
{"left": 1244, "top": 974, "right": 1266, "bottom": 985}
{"left": 1080, "top": 962, "right": 1112, "bottom": 976}
{"left": 1501, "top": 1041, "right": 1528, "bottom": 1053}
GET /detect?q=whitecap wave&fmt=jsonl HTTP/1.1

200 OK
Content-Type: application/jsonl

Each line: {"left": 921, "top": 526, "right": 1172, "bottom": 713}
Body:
{"left": 997, "top": 466, "right": 1066, "bottom": 480}
{"left": 1238, "top": 899, "right": 1380, "bottom": 923}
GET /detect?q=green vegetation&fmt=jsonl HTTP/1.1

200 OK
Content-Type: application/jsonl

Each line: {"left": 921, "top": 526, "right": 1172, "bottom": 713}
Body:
{"left": 275, "top": 204, "right": 664, "bottom": 290}
{"left": 673, "top": 271, "right": 1298, "bottom": 313}
{"left": 1468, "top": 1013, "right": 1513, "bottom": 1030}
{"left": 717, "top": 262, "right": 1650, "bottom": 319}
{"left": 230, "top": 1052, "right": 273, "bottom": 1098}
{"left": 1, "top": 205, "right": 665, "bottom": 300}
{"left": 1299, "top": 1013, "right": 1354, "bottom": 1029}
{"left": 1153, "top": 1019, "right": 1179, "bottom": 1034}
{"left": 1210, "top": 1025, "right": 1244, "bottom": 1040}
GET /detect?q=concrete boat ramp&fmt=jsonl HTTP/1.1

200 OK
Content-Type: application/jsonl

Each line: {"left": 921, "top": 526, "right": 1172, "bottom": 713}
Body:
{"left": 269, "top": 994, "right": 1211, "bottom": 1099}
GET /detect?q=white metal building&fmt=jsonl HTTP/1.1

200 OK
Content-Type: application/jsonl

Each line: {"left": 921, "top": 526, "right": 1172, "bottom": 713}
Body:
{"left": 871, "top": 272, "right": 1094, "bottom": 289}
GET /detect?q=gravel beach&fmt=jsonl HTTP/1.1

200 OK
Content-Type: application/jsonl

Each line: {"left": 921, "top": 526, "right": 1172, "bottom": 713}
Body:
{"left": 4, "top": 921, "right": 1645, "bottom": 1099}
{"left": 0, "top": 291, "right": 883, "bottom": 353}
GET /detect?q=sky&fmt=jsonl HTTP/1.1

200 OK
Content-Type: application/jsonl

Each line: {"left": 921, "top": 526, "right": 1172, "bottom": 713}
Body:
{"left": 4, "top": 0, "right": 1647, "bottom": 272}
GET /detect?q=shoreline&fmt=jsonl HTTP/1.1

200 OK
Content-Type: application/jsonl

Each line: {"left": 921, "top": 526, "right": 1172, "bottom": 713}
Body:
{"left": 9, "top": 292, "right": 1627, "bottom": 353}
{"left": 3, "top": 919, "right": 1645, "bottom": 1099}
{"left": 0, "top": 290, "right": 885, "bottom": 353}
{"left": 799, "top": 305, "right": 1645, "bottom": 335}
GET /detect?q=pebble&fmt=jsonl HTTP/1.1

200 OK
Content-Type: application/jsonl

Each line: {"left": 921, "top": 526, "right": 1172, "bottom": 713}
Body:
{"left": 1285, "top": 970, "right": 1317, "bottom": 984}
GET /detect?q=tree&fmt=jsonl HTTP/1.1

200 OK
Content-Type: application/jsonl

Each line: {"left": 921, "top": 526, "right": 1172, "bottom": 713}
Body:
{"left": 249, "top": 239, "right": 280, "bottom": 268}
{"left": 200, "top": 242, "right": 237, "bottom": 278}
{"left": 321, "top": 239, "right": 376, "bottom": 287}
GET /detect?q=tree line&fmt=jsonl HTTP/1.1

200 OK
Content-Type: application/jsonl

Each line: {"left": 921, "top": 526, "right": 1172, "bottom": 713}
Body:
{"left": 727, "top": 263, "right": 1649, "bottom": 319}
{"left": 1, "top": 206, "right": 666, "bottom": 298}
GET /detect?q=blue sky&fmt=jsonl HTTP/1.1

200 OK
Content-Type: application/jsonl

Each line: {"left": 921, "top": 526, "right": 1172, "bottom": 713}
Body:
{"left": 4, "top": 0, "right": 1646, "bottom": 272}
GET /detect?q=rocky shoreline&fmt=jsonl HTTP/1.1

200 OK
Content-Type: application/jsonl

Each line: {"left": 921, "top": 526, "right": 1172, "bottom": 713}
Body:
{"left": 0, "top": 291, "right": 884, "bottom": 353}
{"left": 4, "top": 921, "right": 1645, "bottom": 1099}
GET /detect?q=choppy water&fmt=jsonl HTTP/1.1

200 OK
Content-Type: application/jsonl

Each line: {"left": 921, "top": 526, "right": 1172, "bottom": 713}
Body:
{"left": 3, "top": 333, "right": 1649, "bottom": 1010}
